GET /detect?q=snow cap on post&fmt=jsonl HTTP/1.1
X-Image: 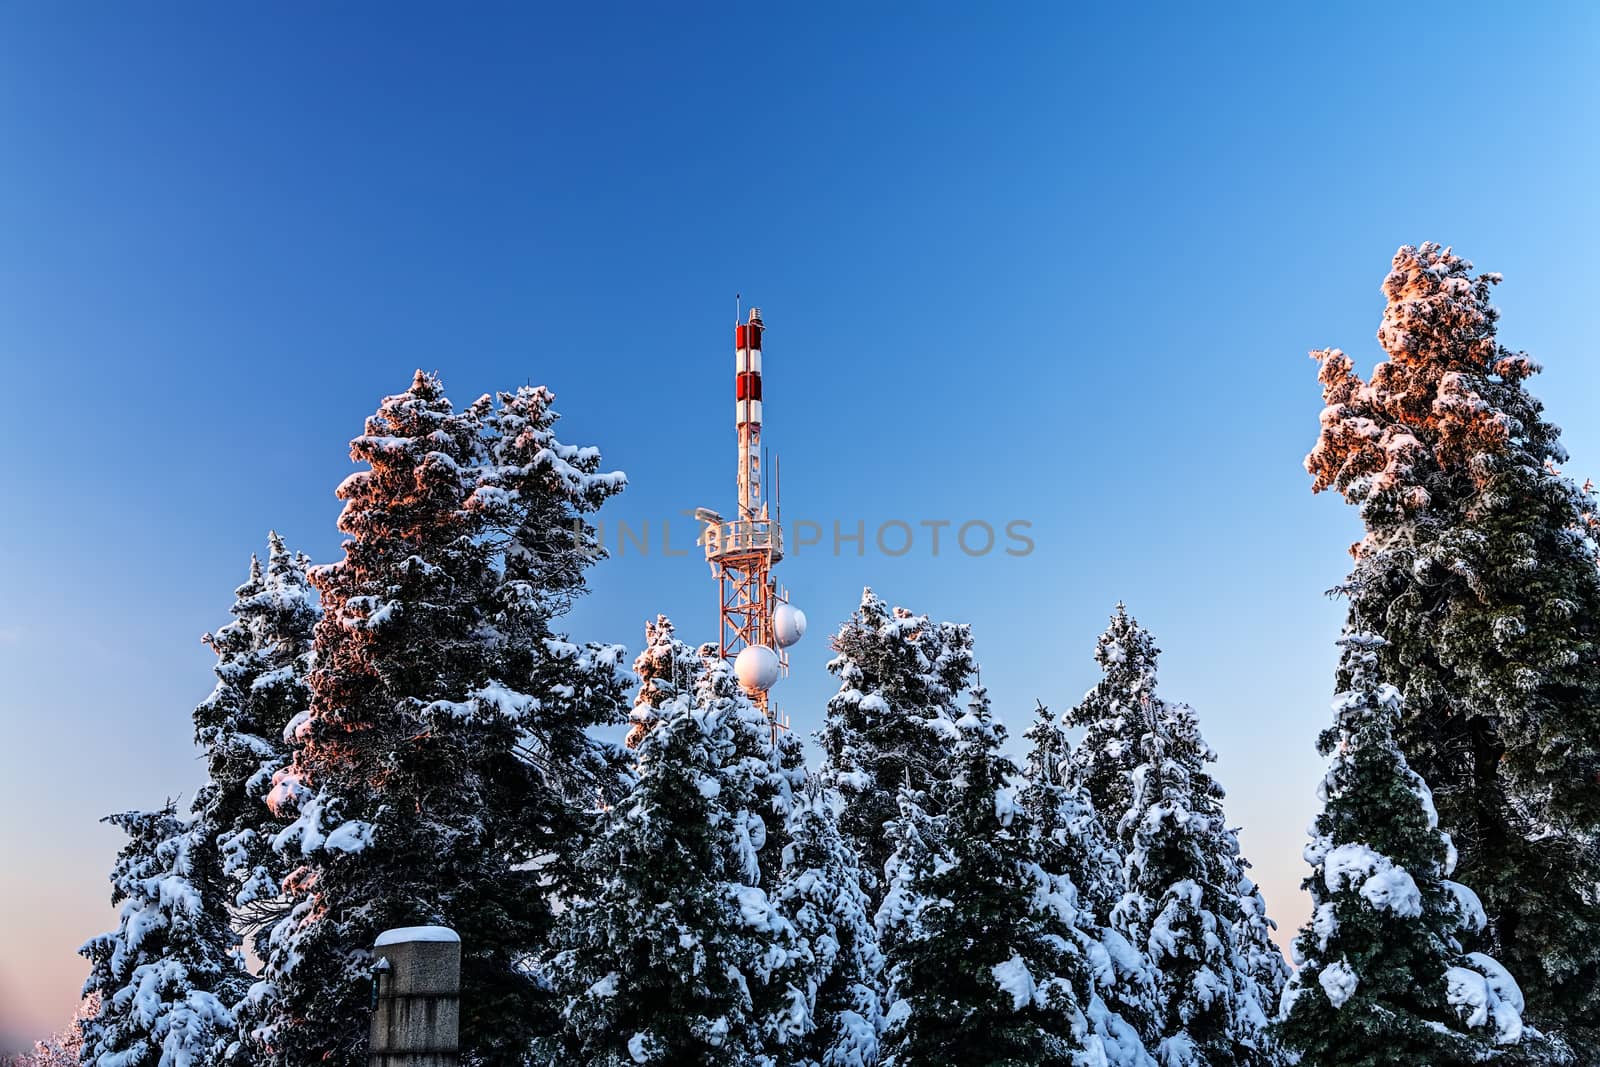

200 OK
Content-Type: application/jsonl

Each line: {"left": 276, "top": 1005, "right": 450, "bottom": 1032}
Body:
{"left": 369, "top": 926, "right": 461, "bottom": 1065}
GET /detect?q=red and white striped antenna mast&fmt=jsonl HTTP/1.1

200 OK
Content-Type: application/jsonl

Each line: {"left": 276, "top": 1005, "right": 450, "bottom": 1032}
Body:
{"left": 696, "top": 306, "right": 806, "bottom": 725}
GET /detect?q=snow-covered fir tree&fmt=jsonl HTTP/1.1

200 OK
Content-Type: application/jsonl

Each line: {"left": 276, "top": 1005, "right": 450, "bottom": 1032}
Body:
{"left": 1117, "top": 696, "right": 1281, "bottom": 1065}
{"left": 1022, "top": 701, "right": 1158, "bottom": 1049}
{"left": 1278, "top": 633, "right": 1525, "bottom": 1065}
{"left": 626, "top": 615, "right": 701, "bottom": 748}
{"left": 1305, "top": 243, "right": 1600, "bottom": 1058}
{"left": 818, "top": 588, "right": 976, "bottom": 904}
{"left": 1065, "top": 604, "right": 1162, "bottom": 830}
{"left": 880, "top": 689, "right": 1152, "bottom": 1067}
{"left": 767, "top": 779, "right": 885, "bottom": 1067}
{"left": 192, "top": 533, "right": 317, "bottom": 950}
{"left": 542, "top": 652, "right": 799, "bottom": 1066}
{"left": 1233, "top": 869, "right": 1290, "bottom": 1034}
{"left": 241, "top": 372, "right": 629, "bottom": 1067}
{"left": 79, "top": 805, "right": 246, "bottom": 1067}
{"left": 873, "top": 783, "right": 945, "bottom": 979}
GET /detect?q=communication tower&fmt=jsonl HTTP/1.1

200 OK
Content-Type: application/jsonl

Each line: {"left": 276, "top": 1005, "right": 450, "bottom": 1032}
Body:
{"left": 696, "top": 307, "right": 806, "bottom": 717}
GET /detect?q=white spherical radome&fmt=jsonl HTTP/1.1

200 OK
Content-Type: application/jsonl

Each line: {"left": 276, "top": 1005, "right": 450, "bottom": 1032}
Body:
{"left": 734, "top": 644, "right": 782, "bottom": 692}
{"left": 773, "top": 603, "right": 807, "bottom": 648}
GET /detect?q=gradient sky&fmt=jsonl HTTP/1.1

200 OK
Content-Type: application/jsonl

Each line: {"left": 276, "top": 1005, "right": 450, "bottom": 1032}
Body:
{"left": 2, "top": 3, "right": 1597, "bottom": 1050}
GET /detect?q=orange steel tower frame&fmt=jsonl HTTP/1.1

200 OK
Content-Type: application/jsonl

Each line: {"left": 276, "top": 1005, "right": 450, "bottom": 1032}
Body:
{"left": 700, "top": 307, "right": 789, "bottom": 716}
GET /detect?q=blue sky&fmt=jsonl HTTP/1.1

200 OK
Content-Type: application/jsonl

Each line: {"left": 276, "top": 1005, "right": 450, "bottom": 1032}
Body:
{"left": 2, "top": 3, "right": 1596, "bottom": 1049}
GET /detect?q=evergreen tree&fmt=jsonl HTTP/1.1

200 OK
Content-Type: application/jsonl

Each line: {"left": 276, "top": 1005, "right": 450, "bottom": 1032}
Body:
{"left": 1065, "top": 604, "right": 1162, "bottom": 828}
{"left": 1064, "top": 605, "right": 1285, "bottom": 1062}
{"left": 543, "top": 654, "right": 798, "bottom": 1066}
{"left": 625, "top": 615, "right": 701, "bottom": 749}
{"left": 192, "top": 534, "right": 317, "bottom": 949}
{"left": 768, "top": 780, "right": 885, "bottom": 1067}
{"left": 1233, "top": 870, "right": 1291, "bottom": 1033}
{"left": 818, "top": 589, "right": 975, "bottom": 904}
{"left": 1117, "top": 697, "right": 1279, "bottom": 1065}
{"left": 1305, "top": 243, "right": 1600, "bottom": 1057}
{"left": 1278, "top": 633, "right": 1525, "bottom": 1065}
{"left": 872, "top": 784, "right": 944, "bottom": 982}
{"left": 79, "top": 805, "right": 246, "bottom": 1067}
{"left": 1022, "top": 702, "right": 1157, "bottom": 1051}
{"left": 242, "top": 372, "right": 628, "bottom": 1067}
{"left": 881, "top": 690, "right": 1149, "bottom": 1067}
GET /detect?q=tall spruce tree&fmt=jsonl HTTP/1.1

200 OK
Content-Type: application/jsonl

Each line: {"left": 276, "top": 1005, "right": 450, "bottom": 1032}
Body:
{"left": 1066, "top": 606, "right": 1286, "bottom": 1063}
{"left": 241, "top": 373, "right": 628, "bottom": 1067}
{"left": 881, "top": 689, "right": 1151, "bottom": 1067}
{"left": 818, "top": 589, "right": 975, "bottom": 904}
{"left": 79, "top": 805, "right": 246, "bottom": 1067}
{"left": 626, "top": 615, "right": 701, "bottom": 748}
{"left": 1065, "top": 604, "right": 1162, "bottom": 827}
{"left": 1116, "top": 697, "right": 1280, "bottom": 1065}
{"left": 192, "top": 534, "right": 317, "bottom": 951}
{"left": 1278, "top": 633, "right": 1525, "bottom": 1065}
{"left": 543, "top": 653, "right": 798, "bottom": 1066}
{"left": 1305, "top": 243, "right": 1600, "bottom": 1058}
{"left": 1233, "top": 869, "right": 1291, "bottom": 1033}
{"left": 767, "top": 779, "right": 885, "bottom": 1067}
{"left": 1022, "top": 702, "right": 1157, "bottom": 1051}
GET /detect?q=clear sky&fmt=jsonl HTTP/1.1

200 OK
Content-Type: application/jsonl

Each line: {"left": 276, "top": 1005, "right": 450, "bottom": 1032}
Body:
{"left": 2, "top": 2, "right": 1596, "bottom": 1050}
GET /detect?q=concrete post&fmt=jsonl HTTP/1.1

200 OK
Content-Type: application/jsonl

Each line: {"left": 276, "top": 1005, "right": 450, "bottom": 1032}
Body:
{"left": 368, "top": 926, "right": 460, "bottom": 1067}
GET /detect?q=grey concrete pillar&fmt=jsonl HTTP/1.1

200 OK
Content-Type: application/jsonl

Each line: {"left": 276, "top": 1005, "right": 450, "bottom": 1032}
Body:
{"left": 368, "top": 926, "right": 460, "bottom": 1067}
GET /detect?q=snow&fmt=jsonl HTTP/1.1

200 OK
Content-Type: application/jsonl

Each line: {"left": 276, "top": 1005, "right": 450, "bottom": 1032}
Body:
{"left": 993, "top": 786, "right": 1021, "bottom": 827}
{"left": 1441, "top": 880, "right": 1487, "bottom": 933}
{"left": 1322, "top": 843, "right": 1422, "bottom": 917}
{"left": 991, "top": 953, "right": 1037, "bottom": 1010}
{"left": 1312, "top": 902, "right": 1339, "bottom": 951}
{"left": 1358, "top": 865, "right": 1421, "bottom": 917}
{"left": 627, "top": 1031, "right": 650, "bottom": 1063}
{"left": 374, "top": 925, "right": 460, "bottom": 946}
{"left": 323, "top": 820, "right": 374, "bottom": 854}
{"left": 1446, "top": 955, "right": 1524, "bottom": 1044}
{"left": 1318, "top": 959, "right": 1358, "bottom": 1008}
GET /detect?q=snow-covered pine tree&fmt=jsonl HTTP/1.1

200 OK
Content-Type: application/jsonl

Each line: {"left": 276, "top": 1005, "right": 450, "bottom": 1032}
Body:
{"left": 1065, "top": 604, "right": 1162, "bottom": 830}
{"left": 1305, "top": 244, "right": 1600, "bottom": 1057}
{"left": 192, "top": 533, "right": 317, "bottom": 949}
{"left": 818, "top": 588, "right": 975, "bottom": 904}
{"left": 243, "top": 372, "right": 628, "bottom": 1067}
{"left": 543, "top": 652, "right": 798, "bottom": 1066}
{"left": 626, "top": 615, "right": 701, "bottom": 748}
{"left": 1278, "top": 632, "right": 1525, "bottom": 1065}
{"left": 881, "top": 689, "right": 1149, "bottom": 1067}
{"left": 1233, "top": 869, "right": 1290, "bottom": 1034}
{"left": 1022, "top": 701, "right": 1157, "bottom": 1051}
{"left": 767, "top": 779, "right": 885, "bottom": 1067}
{"left": 873, "top": 783, "right": 944, "bottom": 982}
{"left": 1117, "top": 696, "right": 1280, "bottom": 1065}
{"left": 79, "top": 805, "right": 246, "bottom": 1067}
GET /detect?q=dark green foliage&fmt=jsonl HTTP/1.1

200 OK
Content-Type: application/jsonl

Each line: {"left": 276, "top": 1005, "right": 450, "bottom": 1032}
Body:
{"left": 192, "top": 534, "right": 316, "bottom": 955}
{"left": 543, "top": 657, "right": 793, "bottom": 1066}
{"left": 246, "top": 373, "right": 628, "bottom": 1067}
{"left": 79, "top": 805, "right": 247, "bottom": 1067}
{"left": 1278, "top": 634, "right": 1522, "bottom": 1066}
{"left": 1306, "top": 244, "right": 1600, "bottom": 1058}
{"left": 1065, "top": 604, "right": 1161, "bottom": 833}
{"left": 881, "top": 691, "right": 1096, "bottom": 1067}
{"left": 818, "top": 588, "right": 975, "bottom": 905}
